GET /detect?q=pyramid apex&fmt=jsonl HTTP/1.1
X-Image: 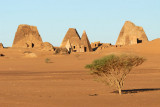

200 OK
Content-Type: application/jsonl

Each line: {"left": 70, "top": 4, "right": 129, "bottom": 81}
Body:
{"left": 83, "top": 30, "right": 86, "bottom": 34}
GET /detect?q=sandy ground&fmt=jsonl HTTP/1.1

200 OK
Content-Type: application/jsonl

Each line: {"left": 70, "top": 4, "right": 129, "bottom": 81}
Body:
{"left": 0, "top": 39, "right": 160, "bottom": 107}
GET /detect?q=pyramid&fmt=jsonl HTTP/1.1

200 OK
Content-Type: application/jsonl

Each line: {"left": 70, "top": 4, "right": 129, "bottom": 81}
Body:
{"left": 116, "top": 21, "right": 148, "bottom": 46}
{"left": 0, "top": 43, "right": 4, "bottom": 48}
{"left": 60, "top": 28, "right": 92, "bottom": 52}
{"left": 80, "top": 31, "right": 92, "bottom": 52}
{"left": 60, "top": 28, "right": 81, "bottom": 48}
{"left": 12, "top": 24, "right": 43, "bottom": 48}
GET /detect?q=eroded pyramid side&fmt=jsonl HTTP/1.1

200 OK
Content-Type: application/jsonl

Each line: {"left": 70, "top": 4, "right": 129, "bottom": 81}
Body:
{"left": 116, "top": 21, "right": 148, "bottom": 46}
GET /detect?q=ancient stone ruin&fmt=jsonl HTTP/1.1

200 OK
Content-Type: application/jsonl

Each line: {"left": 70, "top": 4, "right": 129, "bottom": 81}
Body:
{"left": 9, "top": 21, "right": 149, "bottom": 54}
{"left": 65, "top": 40, "right": 72, "bottom": 53}
{"left": 12, "top": 24, "right": 43, "bottom": 48}
{"left": 116, "top": 21, "right": 148, "bottom": 46}
{"left": 91, "top": 41, "right": 102, "bottom": 51}
{"left": 0, "top": 43, "right": 4, "bottom": 49}
{"left": 41, "top": 42, "right": 55, "bottom": 51}
{"left": 91, "top": 41, "right": 112, "bottom": 51}
{"left": 0, "top": 43, "right": 5, "bottom": 57}
{"left": 91, "top": 41, "right": 101, "bottom": 49}
{"left": 80, "top": 31, "right": 92, "bottom": 52}
{"left": 60, "top": 28, "right": 80, "bottom": 48}
{"left": 60, "top": 28, "right": 92, "bottom": 53}
{"left": 97, "top": 43, "right": 112, "bottom": 51}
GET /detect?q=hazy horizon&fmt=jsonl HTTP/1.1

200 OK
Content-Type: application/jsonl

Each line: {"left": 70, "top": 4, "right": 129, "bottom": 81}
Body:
{"left": 0, "top": 0, "right": 160, "bottom": 47}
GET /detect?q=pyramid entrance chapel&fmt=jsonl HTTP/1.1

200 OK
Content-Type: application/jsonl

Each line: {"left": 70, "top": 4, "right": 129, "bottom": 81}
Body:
{"left": 60, "top": 28, "right": 92, "bottom": 53}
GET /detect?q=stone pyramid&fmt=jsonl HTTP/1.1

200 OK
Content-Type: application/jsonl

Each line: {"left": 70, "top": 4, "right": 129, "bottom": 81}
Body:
{"left": 12, "top": 24, "right": 43, "bottom": 48}
{"left": 81, "top": 31, "right": 92, "bottom": 52}
{"left": 60, "top": 28, "right": 81, "bottom": 47}
{"left": 116, "top": 21, "right": 148, "bottom": 46}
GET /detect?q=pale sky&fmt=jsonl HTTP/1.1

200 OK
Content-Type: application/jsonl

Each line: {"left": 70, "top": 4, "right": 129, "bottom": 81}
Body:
{"left": 0, "top": 0, "right": 160, "bottom": 47}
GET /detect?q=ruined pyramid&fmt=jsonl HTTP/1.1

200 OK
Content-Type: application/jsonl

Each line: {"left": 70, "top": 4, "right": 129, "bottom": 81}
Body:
{"left": 116, "top": 21, "right": 148, "bottom": 46}
{"left": 12, "top": 24, "right": 43, "bottom": 48}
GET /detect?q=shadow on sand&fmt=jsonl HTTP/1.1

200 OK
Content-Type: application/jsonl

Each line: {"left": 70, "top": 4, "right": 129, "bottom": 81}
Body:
{"left": 113, "top": 88, "right": 160, "bottom": 94}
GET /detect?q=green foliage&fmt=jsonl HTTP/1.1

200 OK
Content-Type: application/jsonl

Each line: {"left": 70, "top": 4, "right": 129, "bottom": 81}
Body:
{"left": 85, "top": 54, "right": 146, "bottom": 95}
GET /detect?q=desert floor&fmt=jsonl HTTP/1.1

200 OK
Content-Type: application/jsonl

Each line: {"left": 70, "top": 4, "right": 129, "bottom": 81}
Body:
{"left": 0, "top": 39, "right": 160, "bottom": 107}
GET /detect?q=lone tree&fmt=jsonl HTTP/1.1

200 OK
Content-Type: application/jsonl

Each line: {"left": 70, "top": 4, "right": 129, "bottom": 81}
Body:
{"left": 85, "top": 54, "right": 145, "bottom": 95}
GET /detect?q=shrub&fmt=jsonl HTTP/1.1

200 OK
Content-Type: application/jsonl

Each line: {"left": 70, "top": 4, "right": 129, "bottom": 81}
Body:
{"left": 45, "top": 58, "right": 51, "bottom": 63}
{"left": 85, "top": 54, "right": 146, "bottom": 95}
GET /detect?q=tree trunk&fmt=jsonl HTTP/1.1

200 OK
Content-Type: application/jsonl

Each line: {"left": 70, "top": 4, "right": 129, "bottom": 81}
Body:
{"left": 117, "top": 81, "right": 122, "bottom": 95}
{"left": 118, "top": 88, "right": 122, "bottom": 95}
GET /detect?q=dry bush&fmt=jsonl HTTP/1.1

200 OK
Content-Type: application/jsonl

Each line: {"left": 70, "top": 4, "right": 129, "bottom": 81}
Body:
{"left": 45, "top": 58, "right": 51, "bottom": 63}
{"left": 85, "top": 54, "right": 146, "bottom": 95}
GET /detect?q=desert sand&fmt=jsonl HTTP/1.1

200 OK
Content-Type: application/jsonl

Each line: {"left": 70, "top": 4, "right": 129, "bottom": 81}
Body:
{"left": 0, "top": 39, "right": 160, "bottom": 107}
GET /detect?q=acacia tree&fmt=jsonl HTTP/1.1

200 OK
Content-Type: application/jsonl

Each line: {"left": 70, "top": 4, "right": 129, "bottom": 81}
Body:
{"left": 85, "top": 54, "right": 145, "bottom": 95}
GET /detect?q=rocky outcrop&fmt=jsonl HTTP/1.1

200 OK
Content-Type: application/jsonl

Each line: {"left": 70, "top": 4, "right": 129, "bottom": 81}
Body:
{"left": 40, "top": 42, "right": 55, "bottom": 51}
{"left": 12, "top": 24, "right": 43, "bottom": 48}
{"left": 116, "top": 21, "right": 148, "bottom": 46}
{"left": 0, "top": 43, "right": 4, "bottom": 49}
